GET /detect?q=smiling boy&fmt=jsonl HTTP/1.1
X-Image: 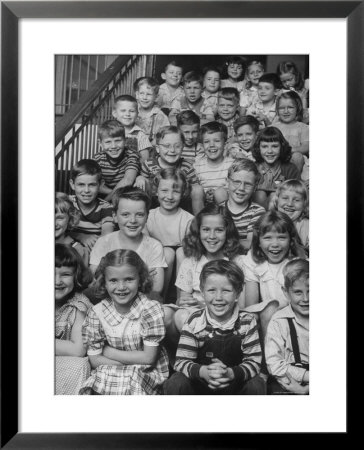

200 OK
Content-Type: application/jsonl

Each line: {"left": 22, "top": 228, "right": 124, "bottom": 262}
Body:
{"left": 156, "top": 60, "right": 184, "bottom": 116}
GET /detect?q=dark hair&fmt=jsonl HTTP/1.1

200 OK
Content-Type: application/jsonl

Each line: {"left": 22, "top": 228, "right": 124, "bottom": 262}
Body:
{"left": 113, "top": 94, "right": 138, "bottom": 107}
{"left": 177, "top": 110, "right": 200, "bottom": 127}
{"left": 200, "top": 121, "right": 228, "bottom": 141}
{"left": 202, "top": 65, "right": 221, "bottom": 78}
{"left": 70, "top": 159, "right": 102, "bottom": 182}
{"left": 227, "top": 159, "right": 260, "bottom": 182}
{"left": 221, "top": 56, "right": 246, "bottom": 81}
{"left": 218, "top": 87, "right": 240, "bottom": 104}
{"left": 182, "top": 71, "right": 203, "bottom": 87}
{"left": 277, "top": 91, "right": 304, "bottom": 122}
{"left": 155, "top": 125, "right": 184, "bottom": 145}
{"left": 233, "top": 115, "right": 260, "bottom": 134}
{"left": 183, "top": 203, "right": 243, "bottom": 260}
{"left": 283, "top": 258, "right": 309, "bottom": 290}
{"left": 252, "top": 127, "right": 292, "bottom": 164}
{"left": 276, "top": 60, "right": 305, "bottom": 91}
{"left": 94, "top": 249, "right": 153, "bottom": 297}
{"left": 163, "top": 60, "right": 183, "bottom": 72}
{"left": 98, "top": 119, "right": 126, "bottom": 141}
{"left": 258, "top": 73, "right": 281, "bottom": 90}
{"left": 55, "top": 243, "right": 92, "bottom": 292}
{"left": 153, "top": 167, "right": 189, "bottom": 198}
{"left": 200, "top": 259, "right": 245, "bottom": 295}
{"left": 111, "top": 186, "right": 151, "bottom": 214}
{"left": 55, "top": 192, "right": 80, "bottom": 230}
{"left": 251, "top": 210, "right": 305, "bottom": 264}
{"left": 133, "top": 76, "right": 160, "bottom": 95}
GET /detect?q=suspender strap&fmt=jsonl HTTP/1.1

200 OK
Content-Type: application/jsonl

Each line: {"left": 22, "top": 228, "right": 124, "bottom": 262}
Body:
{"left": 149, "top": 114, "right": 156, "bottom": 142}
{"left": 287, "top": 318, "right": 302, "bottom": 365}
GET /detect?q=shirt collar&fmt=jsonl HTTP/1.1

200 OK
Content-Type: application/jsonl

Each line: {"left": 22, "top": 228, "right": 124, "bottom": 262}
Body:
{"left": 102, "top": 294, "right": 144, "bottom": 325}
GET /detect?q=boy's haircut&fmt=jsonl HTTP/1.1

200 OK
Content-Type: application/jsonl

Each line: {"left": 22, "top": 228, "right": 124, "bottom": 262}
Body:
{"left": 258, "top": 73, "right": 281, "bottom": 90}
{"left": 155, "top": 125, "right": 185, "bottom": 145}
{"left": 70, "top": 159, "right": 102, "bottom": 182}
{"left": 176, "top": 110, "right": 200, "bottom": 127}
{"left": 98, "top": 119, "right": 125, "bottom": 141}
{"left": 182, "top": 71, "right": 203, "bottom": 87}
{"left": 95, "top": 249, "right": 153, "bottom": 296}
{"left": 252, "top": 127, "right": 292, "bottom": 164}
{"left": 202, "top": 65, "right": 221, "bottom": 77}
{"left": 222, "top": 56, "right": 246, "bottom": 81}
{"left": 233, "top": 115, "right": 260, "bottom": 134}
{"left": 55, "top": 192, "right": 80, "bottom": 229}
{"left": 113, "top": 94, "right": 138, "bottom": 108}
{"left": 200, "top": 259, "right": 245, "bottom": 295}
{"left": 276, "top": 60, "right": 305, "bottom": 91}
{"left": 251, "top": 210, "right": 303, "bottom": 264}
{"left": 164, "top": 60, "right": 183, "bottom": 72}
{"left": 153, "top": 167, "right": 189, "bottom": 198}
{"left": 270, "top": 179, "right": 309, "bottom": 218}
{"left": 55, "top": 243, "right": 93, "bottom": 291}
{"left": 277, "top": 91, "right": 304, "bottom": 122}
{"left": 219, "top": 87, "right": 240, "bottom": 104}
{"left": 200, "top": 121, "right": 228, "bottom": 141}
{"left": 133, "top": 76, "right": 160, "bottom": 95}
{"left": 283, "top": 258, "right": 309, "bottom": 290}
{"left": 228, "top": 159, "right": 260, "bottom": 181}
{"left": 111, "top": 186, "right": 151, "bottom": 214}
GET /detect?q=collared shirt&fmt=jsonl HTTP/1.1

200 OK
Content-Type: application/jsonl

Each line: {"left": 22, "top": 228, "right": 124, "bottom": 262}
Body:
{"left": 55, "top": 292, "right": 92, "bottom": 340}
{"left": 156, "top": 83, "right": 184, "bottom": 109}
{"left": 174, "top": 308, "right": 262, "bottom": 382}
{"left": 171, "top": 95, "right": 215, "bottom": 122}
{"left": 126, "top": 125, "right": 152, "bottom": 153}
{"left": 217, "top": 113, "right": 240, "bottom": 141}
{"left": 247, "top": 99, "right": 278, "bottom": 128}
{"left": 136, "top": 105, "right": 170, "bottom": 144}
{"left": 68, "top": 195, "right": 113, "bottom": 236}
{"left": 265, "top": 304, "right": 309, "bottom": 384}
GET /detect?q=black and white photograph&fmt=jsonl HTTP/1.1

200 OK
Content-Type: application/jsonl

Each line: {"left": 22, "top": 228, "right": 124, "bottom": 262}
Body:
{"left": 55, "top": 54, "right": 310, "bottom": 396}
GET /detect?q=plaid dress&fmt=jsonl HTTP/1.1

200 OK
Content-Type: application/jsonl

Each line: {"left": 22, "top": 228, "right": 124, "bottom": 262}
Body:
{"left": 80, "top": 294, "right": 169, "bottom": 395}
{"left": 55, "top": 293, "right": 92, "bottom": 395}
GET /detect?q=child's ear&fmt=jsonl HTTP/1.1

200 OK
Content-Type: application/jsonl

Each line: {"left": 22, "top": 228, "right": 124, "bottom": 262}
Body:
{"left": 69, "top": 179, "right": 75, "bottom": 191}
{"left": 282, "top": 286, "right": 289, "bottom": 299}
{"left": 161, "top": 73, "right": 166, "bottom": 81}
{"left": 112, "top": 212, "right": 118, "bottom": 224}
{"left": 112, "top": 110, "right": 117, "bottom": 119}
{"left": 155, "top": 145, "right": 160, "bottom": 155}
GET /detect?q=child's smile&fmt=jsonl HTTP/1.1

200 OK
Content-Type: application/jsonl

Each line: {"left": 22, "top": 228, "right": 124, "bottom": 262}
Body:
{"left": 277, "top": 189, "right": 304, "bottom": 221}
{"left": 259, "top": 230, "right": 290, "bottom": 264}
{"left": 101, "top": 136, "right": 125, "bottom": 160}
{"left": 55, "top": 266, "right": 75, "bottom": 301}
{"left": 286, "top": 277, "right": 309, "bottom": 318}
{"left": 260, "top": 141, "right": 281, "bottom": 165}
{"left": 157, "top": 134, "right": 183, "bottom": 165}
{"left": 247, "top": 65, "right": 264, "bottom": 86}
{"left": 70, "top": 174, "right": 100, "bottom": 206}
{"left": 204, "top": 71, "right": 220, "bottom": 93}
{"left": 164, "top": 65, "right": 182, "bottom": 87}
{"left": 180, "top": 124, "right": 199, "bottom": 147}
{"left": 227, "top": 63, "right": 243, "bottom": 80}
{"left": 236, "top": 125, "right": 256, "bottom": 151}
{"left": 202, "top": 274, "right": 238, "bottom": 322}
{"left": 218, "top": 98, "right": 237, "bottom": 121}
{"left": 184, "top": 81, "right": 203, "bottom": 104}
{"left": 157, "top": 179, "right": 182, "bottom": 213}
{"left": 258, "top": 82, "right": 276, "bottom": 103}
{"left": 113, "top": 101, "right": 138, "bottom": 128}
{"left": 228, "top": 170, "right": 256, "bottom": 206}
{"left": 202, "top": 132, "right": 225, "bottom": 162}
{"left": 114, "top": 199, "right": 147, "bottom": 239}
{"left": 200, "top": 215, "right": 226, "bottom": 257}
{"left": 278, "top": 98, "right": 297, "bottom": 124}
{"left": 55, "top": 213, "right": 69, "bottom": 240}
{"left": 105, "top": 265, "right": 139, "bottom": 314}
{"left": 136, "top": 85, "right": 156, "bottom": 110}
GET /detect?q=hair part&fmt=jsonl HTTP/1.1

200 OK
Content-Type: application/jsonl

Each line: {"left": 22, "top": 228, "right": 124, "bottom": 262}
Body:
{"left": 200, "top": 121, "right": 228, "bottom": 141}
{"left": 55, "top": 243, "right": 93, "bottom": 291}
{"left": 252, "top": 127, "right": 292, "bottom": 164}
{"left": 227, "top": 159, "right": 260, "bottom": 181}
{"left": 70, "top": 159, "right": 102, "bottom": 182}
{"left": 133, "top": 76, "right": 160, "bottom": 95}
{"left": 113, "top": 94, "right": 138, "bottom": 108}
{"left": 111, "top": 186, "right": 151, "bottom": 214}
{"left": 200, "top": 259, "right": 245, "bottom": 295}
{"left": 98, "top": 119, "right": 126, "bottom": 141}
{"left": 283, "top": 258, "right": 309, "bottom": 290}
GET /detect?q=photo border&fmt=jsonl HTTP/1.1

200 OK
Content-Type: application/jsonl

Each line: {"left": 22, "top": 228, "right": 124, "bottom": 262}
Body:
{"left": 1, "top": 0, "right": 360, "bottom": 447}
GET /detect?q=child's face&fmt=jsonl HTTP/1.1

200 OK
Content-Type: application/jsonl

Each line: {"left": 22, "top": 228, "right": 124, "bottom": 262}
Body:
{"left": 70, "top": 174, "right": 100, "bottom": 206}
{"left": 184, "top": 81, "right": 203, "bottom": 104}
{"left": 202, "top": 132, "right": 225, "bottom": 162}
{"left": 200, "top": 214, "right": 226, "bottom": 256}
{"left": 277, "top": 188, "right": 304, "bottom": 221}
{"left": 136, "top": 85, "right": 157, "bottom": 110}
{"left": 236, "top": 124, "right": 257, "bottom": 151}
{"left": 277, "top": 98, "right": 298, "bottom": 124}
{"left": 157, "top": 178, "right": 183, "bottom": 212}
{"left": 204, "top": 70, "right": 220, "bottom": 94}
{"left": 258, "top": 82, "right": 277, "bottom": 103}
{"left": 280, "top": 72, "right": 296, "bottom": 89}
{"left": 105, "top": 264, "right": 139, "bottom": 315}
{"left": 259, "top": 228, "right": 290, "bottom": 264}
{"left": 247, "top": 64, "right": 264, "bottom": 86}
{"left": 285, "top": 276, "right": 309, "bottom": 318}
{"left": 179, "top": 124, "right": 199, "bottom": 147}
{"left": 162, "top": 64, "right": 182, "bottom": 88}
{"left": 218, "top": 97, "right": 238, "bottom": 121}
{"left": 228, "top": 170, "right": 256, "bottom": 206}
{"left": 157, "top": 133, "right": 183, "bottom": 165}
{"left": 113, "top": 198, "right": 147, "bottom": 239}
{"left": 112, "top": 100, "right": 138, "bottom": 128}
{"left": 100, "top": 135, "right": 126, "bottom": 160}
{"left": 227, "top": 63, "right": 243, "bottom": 81}
{"left": 55, "top": 211, "right": 69, "bottom": 240}
{"left": 260, "top": 141, "right": 281, "bottom": 166}
{"left": 202, "top": 274, "right": 238, "bottom": 322}
{"left": 55, "top": 266, "right": 75, "bottom": 302}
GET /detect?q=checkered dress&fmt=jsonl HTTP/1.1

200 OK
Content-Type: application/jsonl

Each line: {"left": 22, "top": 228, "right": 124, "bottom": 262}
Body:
{"left": 80, "top": 294, "right": 169, "bottom": 395}
{"left": 55, "top": 293, "right": 93, "bottom": 395}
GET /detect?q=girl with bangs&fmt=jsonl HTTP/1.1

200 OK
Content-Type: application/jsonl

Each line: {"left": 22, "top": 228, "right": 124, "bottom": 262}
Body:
{"left": 238, "top": 210, "right": 306, "bottom": 336}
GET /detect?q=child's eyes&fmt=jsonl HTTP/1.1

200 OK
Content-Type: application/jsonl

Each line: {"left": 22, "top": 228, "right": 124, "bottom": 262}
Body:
{"left": 136, "top": 213, "right": 145, "bottom": 218}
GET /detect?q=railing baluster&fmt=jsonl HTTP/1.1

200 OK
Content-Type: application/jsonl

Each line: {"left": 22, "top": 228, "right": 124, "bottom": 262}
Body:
{"left": 67, "top": 56, "right": 74, "bottom": 110}
{"left": 86, "top": 55, "right": 91, "bottom": 91}
{"left": 77, "top": 55, "right": 82, "bottom": 101}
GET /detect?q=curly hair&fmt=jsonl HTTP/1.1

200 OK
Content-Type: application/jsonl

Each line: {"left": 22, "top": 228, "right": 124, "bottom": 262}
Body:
{"left": 276, "top": 91, "right": 304, "bottom": 122}
{"left": 252, "top": 127, "right": 292, "bottom": 164}
{"left": 55, "top": 192, "right": 80, "bottom": 230}
{"left": 221, "top": 56, "right": 246, "bottom": 81}
{"left": 251, "top": 210, "right": 306, "bottom": 264}
{"left": 269, "top": 179, "right": 309, "bottom": 219}
{"left": 55, "top": 243, "right": 92, "bottom": 291}
{"left": 152, "top": 167, "right": 190, "bottom": 199}
{"left": 94, "top": 249, "right": 153, "bottom": 298}
{"left": 182, "top": 203, "right": 243, "bottom": 260}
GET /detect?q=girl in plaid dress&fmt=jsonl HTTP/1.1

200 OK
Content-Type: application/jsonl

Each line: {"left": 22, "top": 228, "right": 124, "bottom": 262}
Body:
{"left": 80, "top": 250, "right": 169, "bottom": 395}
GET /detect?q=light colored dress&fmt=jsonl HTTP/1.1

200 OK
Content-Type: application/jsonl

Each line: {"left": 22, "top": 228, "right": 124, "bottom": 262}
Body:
{"left": 55, "top": 292, "right": 92, "bottom": 395}
{"left": 80, "top": 294, "right": 169, "bottom": 395}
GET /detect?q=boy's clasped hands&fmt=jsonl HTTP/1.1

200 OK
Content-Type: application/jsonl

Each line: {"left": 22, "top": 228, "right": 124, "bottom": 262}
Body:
{"left": 199, "top": 357, "right": 235, "bottom": 390}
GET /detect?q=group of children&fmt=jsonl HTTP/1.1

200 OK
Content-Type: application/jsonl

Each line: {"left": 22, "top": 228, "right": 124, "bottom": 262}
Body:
{"left": 55, "top": 55, "right": 309, "bottom": 396}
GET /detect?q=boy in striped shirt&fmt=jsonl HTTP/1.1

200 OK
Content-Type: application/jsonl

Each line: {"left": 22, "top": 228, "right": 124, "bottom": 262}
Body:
{"left": 164, "top": 259, "right": 265, "bottom": 395}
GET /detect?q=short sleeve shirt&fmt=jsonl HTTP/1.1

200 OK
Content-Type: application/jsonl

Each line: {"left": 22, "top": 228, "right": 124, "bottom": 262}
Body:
{"left": 193, "top": 155, "right": 234, "bottom": 193}
{"left": 68, "top": 195, "right": 113, "bottom": 235}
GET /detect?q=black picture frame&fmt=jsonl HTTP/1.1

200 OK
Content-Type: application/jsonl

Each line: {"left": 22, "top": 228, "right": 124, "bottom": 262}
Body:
{"left": 1, "top": 1, "right": 359, "bottom": 448}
